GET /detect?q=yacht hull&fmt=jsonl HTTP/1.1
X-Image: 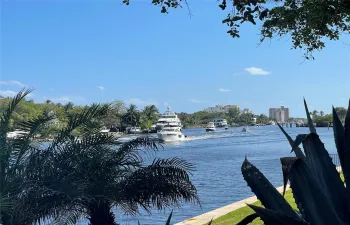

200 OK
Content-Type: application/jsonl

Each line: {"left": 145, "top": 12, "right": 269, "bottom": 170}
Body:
{"left": 157, "top": 133, "right": 185, "bottom": 142}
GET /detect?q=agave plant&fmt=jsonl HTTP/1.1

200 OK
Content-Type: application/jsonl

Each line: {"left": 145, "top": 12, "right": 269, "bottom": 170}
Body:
{"left": 0, "top": 89, "right": 200, "bottom": 225}
{"left": 238, "top": 99, "right": 350, "bottom": 225}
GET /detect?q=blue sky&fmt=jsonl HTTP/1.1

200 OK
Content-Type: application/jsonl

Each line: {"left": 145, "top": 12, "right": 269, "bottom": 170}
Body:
{"left": 1, "top": 0, "right": 349, "bottom": 117}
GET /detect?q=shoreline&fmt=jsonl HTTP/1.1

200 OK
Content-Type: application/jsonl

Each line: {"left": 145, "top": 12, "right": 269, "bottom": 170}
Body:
{"left": 175, "top": 166, "right": 342, "bottom": 225}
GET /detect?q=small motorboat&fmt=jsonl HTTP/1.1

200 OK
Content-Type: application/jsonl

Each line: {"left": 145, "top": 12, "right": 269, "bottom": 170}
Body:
{"left": 205, "top": 122, "right": 216, "bottom": 132}
{"left": 128, "top": 127, "right": 141, "bottom": 134}
{"left": 224, "top": 126, "right": 229, "bottom": 130}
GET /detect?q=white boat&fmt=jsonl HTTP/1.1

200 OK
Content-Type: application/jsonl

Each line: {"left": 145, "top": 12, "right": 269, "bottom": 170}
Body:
{"left": 205, "top": 122, "right": 216, "bottom": 132}
{"left": 157, "top": 125, "right": 185, "bottom": 142}
{"left": 6, "top": 130, "right": 29, "bottom": 139}
{"left": 128, "top": 127, "right": 141, "bottom": 134}
{"left": 214, "top": 118, "right": 228, "bottom": 127}
{"left": 156, "top": 106, "right": 182, "bottom": 131}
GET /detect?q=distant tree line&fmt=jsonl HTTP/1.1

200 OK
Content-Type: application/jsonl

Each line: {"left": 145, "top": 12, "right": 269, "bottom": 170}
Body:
{"left": 0, "top": 98, "right": 160, "bottom": 137}
{"left": 178, "top": 108, "right": 270, "bottom": 128}
{"left": 309, "top": 108, "right": 348, "bottom": 127}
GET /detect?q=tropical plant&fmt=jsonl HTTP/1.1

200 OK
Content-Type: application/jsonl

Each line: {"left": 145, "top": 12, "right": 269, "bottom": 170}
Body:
{"left": 122, "top": 104, "right": 141, "bottom": 127}
{"left": 238, "top": 99, "right": 350, "bottom": 225}
{"left": 0, "top": 89, "right": 199, "bottom": 225}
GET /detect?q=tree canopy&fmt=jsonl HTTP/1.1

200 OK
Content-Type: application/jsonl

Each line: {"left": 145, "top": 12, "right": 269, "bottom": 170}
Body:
{"left": 124, "top": 0, "right": 350, "bottom": 59}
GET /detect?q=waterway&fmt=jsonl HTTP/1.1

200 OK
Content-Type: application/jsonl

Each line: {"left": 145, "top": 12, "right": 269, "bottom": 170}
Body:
{"left": 116, "top": 125, "right": 336, "bottom": 225}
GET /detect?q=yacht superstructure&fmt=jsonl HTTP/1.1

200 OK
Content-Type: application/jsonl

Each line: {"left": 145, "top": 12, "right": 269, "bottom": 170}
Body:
{"left": 156, "top": 106, "right": 182, "bottom": 131}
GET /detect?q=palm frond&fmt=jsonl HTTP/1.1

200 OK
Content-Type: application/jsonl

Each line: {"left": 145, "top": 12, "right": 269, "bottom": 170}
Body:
{"left": 0, "top": 88, "right": 33, "bottom": 135}
{"left": 116, "top": 136, "right": 161, "bottom": 164}
{"left": 118, "top": 157, "right": 200, "bottom": 214}
{"left": 17, "top": 113, "right": 55, "bottom": 137}
{"left": 46, "top": 104, "right": 109, "bottom": 152}
{"left": 52, "top": 211, "right": 84, "bottom": 225}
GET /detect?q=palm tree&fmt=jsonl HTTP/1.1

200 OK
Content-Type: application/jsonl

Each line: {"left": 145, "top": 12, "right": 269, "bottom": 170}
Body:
{"left": 320, "top": 111, "right": 325, "bottom": 116}
{"left": 26, "top": 136, "right": 199, "bottom": 225}
{"left": 63, "top": 101, "right": 74, "bottom": 111}
{"left": 311, "top": 110, "right": 319, "bottom": 118}
{"left": 141, "top": 105, "right": 159, "bottom": 129}
{"left": 123, "top": 104, "right": 140, "bottom": 127}
{"left": 0, "top": 89, "right": 56, "bottom": 224}
{"left": 1, "top": 89, "right": 199, "bottom": 225}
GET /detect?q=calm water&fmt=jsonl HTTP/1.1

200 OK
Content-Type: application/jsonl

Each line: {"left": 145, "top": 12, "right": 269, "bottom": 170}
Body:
{"left": 116, "top": 125, "right": 336, "bottom": 225}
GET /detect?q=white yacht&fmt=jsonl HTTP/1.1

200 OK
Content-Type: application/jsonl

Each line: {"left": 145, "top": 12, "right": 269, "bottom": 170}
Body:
{"left": 214, "top": 118, "right": 228, "bottom": 127}
{"left": 205, "top": 122, "right": 216, "bottom": 132}
{"left": 157, "top": 124, "right": 185, "bottom": 142}
{"left": 156, "top": 106, "right": 182, "bottom": 131}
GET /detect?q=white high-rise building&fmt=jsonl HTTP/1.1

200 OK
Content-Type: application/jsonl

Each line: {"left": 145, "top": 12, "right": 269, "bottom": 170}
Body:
{"left": 269, "top": 106, "right": 290, "bottom": 123}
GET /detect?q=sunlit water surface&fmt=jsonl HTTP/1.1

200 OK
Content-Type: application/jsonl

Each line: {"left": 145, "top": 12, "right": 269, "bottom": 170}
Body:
{"left": 83, "top": 126, "right": 336, "bottom": 225}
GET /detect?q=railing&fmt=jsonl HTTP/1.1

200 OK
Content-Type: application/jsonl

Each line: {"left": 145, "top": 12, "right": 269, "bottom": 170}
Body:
{"left": 330, "top": 154, "right": 341, "bottom": 171}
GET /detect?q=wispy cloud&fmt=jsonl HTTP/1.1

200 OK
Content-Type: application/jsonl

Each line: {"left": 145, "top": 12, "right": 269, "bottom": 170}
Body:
{"left": 97, "top": 86, "right": 105, "bottom": 90}
{"left": 126, "top": 98, "right": 158, "bottom": 106}
{"left": 0, "top": 90, "right": 34, "bottom": 98}
{"left": 233, "top": 72, "right": 244, "bottom": 76}
{"left": 188, "top": 99, "right": 205, "bottom": 103}
{"left": 0, "top": 80, "right": 26, "bottom": 87}
{"left": 219, "top": 88, "right": 231, "bottom": 92}
{"left": 245, "top": 67, "right": 270, "bottom": 75}
{"left": 0, "top": 90, "right": 17, "bottom": 97}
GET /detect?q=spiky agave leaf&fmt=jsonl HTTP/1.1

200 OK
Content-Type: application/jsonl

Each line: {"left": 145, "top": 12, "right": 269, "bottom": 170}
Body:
{"left": 165, "top": 210, "right": 173, "bottom": 225}
{"left": 277, "top": 123, "right": 306, "bottom": 160}
{"left": 343, "top": 99, "right": 350, "bottom": 206}
{"left": 241, "top": 158, "right": 301, "bottom": 220}
{"left": 248, "top": 204, "right": 307, "bottom": 225}
{"left": 237, "top": 213, "right": 259, "bottom": 225}
{"left": 280, "top": 157, "right": 298, "bottom": 196}
{"left": 289, "top": 158, "right": 343, "bottom": 225}
{"left": 333, "top": 106, "right": 346, "bottom": 170}
{"left": 303, "top": 98, "right": 316, "bottom": 134}
{"left": 302, "top": 133, "right": 349, "bottom": 222}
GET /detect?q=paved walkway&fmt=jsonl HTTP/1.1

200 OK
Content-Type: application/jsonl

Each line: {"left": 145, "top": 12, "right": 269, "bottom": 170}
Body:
{"left": 174, "top": 185, "right": 289, "bottom": 225}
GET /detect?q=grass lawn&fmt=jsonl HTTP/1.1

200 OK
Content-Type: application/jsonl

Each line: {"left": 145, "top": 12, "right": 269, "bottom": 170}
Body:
{"left": 208, "top": 171, "right": 344, "bottom": 225}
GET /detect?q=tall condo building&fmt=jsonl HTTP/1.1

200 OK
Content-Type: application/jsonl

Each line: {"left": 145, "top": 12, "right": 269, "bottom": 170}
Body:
{"left": 269, "top": 106, "right": 290, "bottom": 123}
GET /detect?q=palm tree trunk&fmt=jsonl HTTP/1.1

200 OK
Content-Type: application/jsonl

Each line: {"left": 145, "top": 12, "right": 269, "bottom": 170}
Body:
{"left": 88, "top": 202, "right": 117, "bottom": 225}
